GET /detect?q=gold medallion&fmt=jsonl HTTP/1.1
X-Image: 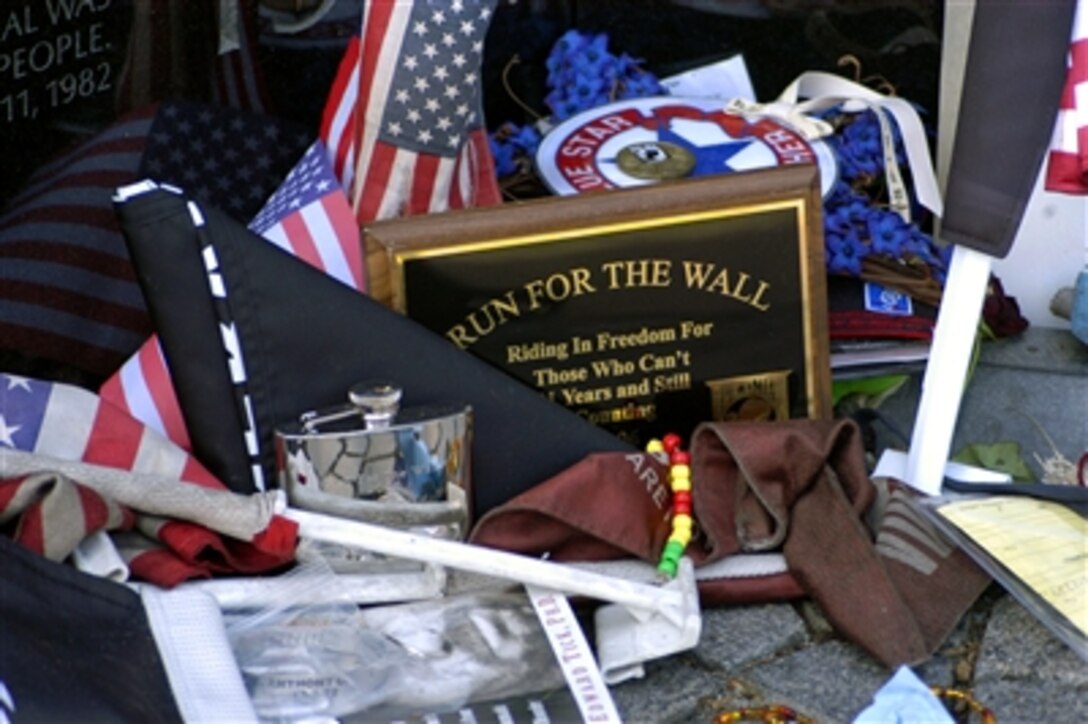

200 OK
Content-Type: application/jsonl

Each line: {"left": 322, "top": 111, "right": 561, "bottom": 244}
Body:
{"left": 616, "top": 141, "right": 696, "bottom": 181}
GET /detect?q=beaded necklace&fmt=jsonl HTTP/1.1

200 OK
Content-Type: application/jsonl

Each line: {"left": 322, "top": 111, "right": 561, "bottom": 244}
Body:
{"left": 646, "top": 433, "right": 692, "bottom": 578}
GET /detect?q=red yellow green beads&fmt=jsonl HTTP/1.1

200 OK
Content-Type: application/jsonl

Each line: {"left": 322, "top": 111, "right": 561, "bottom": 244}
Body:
{"left": 647, "top": 433, "right": 693, "bottom": 578}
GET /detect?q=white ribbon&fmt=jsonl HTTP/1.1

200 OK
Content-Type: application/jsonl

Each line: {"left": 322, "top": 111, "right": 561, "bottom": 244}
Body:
{"left": 527, "top": 586, "right": 622, "bottom": 723}
{"left": 726, "top": 71, "right": 944, "bottom": 220}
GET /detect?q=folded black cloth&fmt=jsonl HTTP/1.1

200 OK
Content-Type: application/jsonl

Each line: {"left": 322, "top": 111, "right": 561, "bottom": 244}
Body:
{"left": 115, "top": 184, "right": 629, "bottom": 517}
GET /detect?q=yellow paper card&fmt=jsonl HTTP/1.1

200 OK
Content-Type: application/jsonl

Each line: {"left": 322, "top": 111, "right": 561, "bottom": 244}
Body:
{"left": 937, "top": 496, "right": 1088, "bottom": 636}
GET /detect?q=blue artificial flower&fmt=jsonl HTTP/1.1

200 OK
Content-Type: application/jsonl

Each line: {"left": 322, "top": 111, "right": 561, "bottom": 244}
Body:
{"left": 511, "top": 124, "right": 542, "bottom": 153}
{"left": 546, "top": 30, "right": 589, "bottom": 77}
{"left": 866, "top": 210, "right": 910, "bottom": 258}
{"left": 489, "top": 134, "right": 517, "bottom": 178}
{"left": 831, "top": 109, "right": 912, "bottom": 183}
{"left": 582, "top": 33, "right": 609, "bottom": 66}
{"left": 541, "top": 30, "right": 664, "bottom": 117}
{"left": 816, "top": 103, "right": 946, "bottom": 285}
{"left": 573, "top": 74, "right": 606, "bottom": 103}
{"left": 620, "top": 69, "right": 666, "bottom": 99}
{"left": 488, "top": 122, "right": 546, "bottom": 180}
{"left": 824, "top": 214, "right": 853, "bottom": 240}
{"left": 826, "top": 231, "right": 866, "bottom": 276}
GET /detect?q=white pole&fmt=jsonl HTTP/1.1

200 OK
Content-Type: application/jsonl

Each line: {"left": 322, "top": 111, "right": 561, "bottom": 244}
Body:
{"left": 283, "top": 507, "right": 692, "bottom": 625}
{"left": 904, "top": 244, "right": 994, "bottom": 495}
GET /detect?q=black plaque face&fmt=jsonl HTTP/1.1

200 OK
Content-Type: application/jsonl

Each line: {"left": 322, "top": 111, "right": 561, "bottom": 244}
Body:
{"left": 392, "top": 191, "right": 828, "bottom": 447}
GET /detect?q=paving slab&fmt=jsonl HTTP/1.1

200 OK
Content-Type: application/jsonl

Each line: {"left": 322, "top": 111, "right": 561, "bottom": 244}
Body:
{"left": 972, "top": 595, "right": 1088, "bottom": 723}
{"left": 692, "top": 604, "right": 809, "bottom": 672}
{"left": 740, "top": 639, "right": 891, "bottom": 722}
{"left": 876, "top": 328, "right": 1087, "bottom": 481}
{"left": 612, "top": 656, "right": 725, "bottom": 724}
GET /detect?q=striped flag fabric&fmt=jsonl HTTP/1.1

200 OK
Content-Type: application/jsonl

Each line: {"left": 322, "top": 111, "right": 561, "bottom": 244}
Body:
{"left": 114, "top": 1, "right": 212, "bottom": 115}
{"left": 214, "top": 0, "right": 273, "bottom": 113}
{"left": 99, "top": 334, "right": 192, "bottom": 452}
{"left": 101, "top": 141, "right": 364, "bottom": 448}
{"left": 1, "top": 100, "right": 310, "bottom": 388}
{"left": 319, "top": 0, "right": 503, "bottom": 222}
{"left": 0, "top": 108, "right": 157, "bottom": 384}
{"left": 1046, "top": 0, "right": 1088, "bottom": 194}
{"left": 321, "top": 34, "right": 362, "bottom": 194}
{"left": 0, "top": 373, "right": 297, "bottom": 586}
{"left": 248, "top": 141, "right": 366, "bottom": 291}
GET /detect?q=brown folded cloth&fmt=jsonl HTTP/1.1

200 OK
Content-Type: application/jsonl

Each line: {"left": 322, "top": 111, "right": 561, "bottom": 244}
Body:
{"left": 692, "top": 418, "right": 990, "bottom": 666}
{"left": 472, "top": 418, "right": 990, "bottom": 666}
{"left": 470, "top": 448, "right": 806, "bottom": 606}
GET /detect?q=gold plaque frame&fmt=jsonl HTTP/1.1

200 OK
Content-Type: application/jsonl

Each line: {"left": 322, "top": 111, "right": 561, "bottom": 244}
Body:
{"left": 364, "top": 165, "right": 831, "bottom": 443}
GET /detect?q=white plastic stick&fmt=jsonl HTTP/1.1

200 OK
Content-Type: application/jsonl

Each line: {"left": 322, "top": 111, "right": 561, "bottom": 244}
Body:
{"left": 905, "top": 245, "right": 993, "bottom": 495}
{"left": 283, "top": 507, "right": 690, "bottom": 625}
{"left": 179, "top": 567, "right": 446, "bottom": 609}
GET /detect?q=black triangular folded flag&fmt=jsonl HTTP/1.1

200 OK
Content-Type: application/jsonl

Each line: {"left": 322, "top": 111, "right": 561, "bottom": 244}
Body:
{"left": 114, "top": 184, "right": 630, "bottom": 516}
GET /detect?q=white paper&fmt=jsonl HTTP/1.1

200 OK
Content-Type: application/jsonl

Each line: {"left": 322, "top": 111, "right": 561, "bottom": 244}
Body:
{"left": 659, "top": 55, "right": 755, "bottom": 101}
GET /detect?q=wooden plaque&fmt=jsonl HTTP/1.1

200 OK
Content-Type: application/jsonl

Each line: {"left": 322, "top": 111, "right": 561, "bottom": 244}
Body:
{"left": 364, "top": 165, "right": 831, "bottom": 445}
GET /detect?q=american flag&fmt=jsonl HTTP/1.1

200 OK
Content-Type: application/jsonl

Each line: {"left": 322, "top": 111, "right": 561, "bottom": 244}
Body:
{"left": 139, "top": 101, "right": 312, "bottom": 221}
{"left": 248, "top": 141, "right": 365, "bottom": 291}
{"left": 1, "top": 101, "right": 309, "bottom": 387}
{"left": 0, "top": 373, "right": 296, "bottom": 586}
{"left": 320, "top": 0, "right": 503, "bottom": 222}
{"left": 321, "top": 34, "right": 362, "bottom": 194}
{"left": 1046, "top": 0, "right": 1088, "bottom": 194}
{"left": 101, "top": 141, "right": 364, "bottom": 448}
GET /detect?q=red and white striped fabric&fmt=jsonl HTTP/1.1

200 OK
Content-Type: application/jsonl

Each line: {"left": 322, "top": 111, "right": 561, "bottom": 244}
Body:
{"left": 99, "top": 335, "right": 191, "bottom": 451}
{"left": 321, "top": 35, "right": 361, "bottom": 196}
{"left": 1046, "top": 0, "right": 1088, "bottom": 194}
{"left": 101, "top": 141, "right": 362, "bottom": 448}
{"left": 0, "top": 374, "right": 296, "bottom": 586}
{"left": 319, "top": 0, "right": 502, "bottom": 223}
{"left": 0, "top": 107, "right": 157, "bottom": 381}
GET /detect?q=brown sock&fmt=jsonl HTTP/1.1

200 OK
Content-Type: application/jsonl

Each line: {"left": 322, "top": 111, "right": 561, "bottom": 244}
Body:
{"left": 470, "top": 448, "right": 808, "bottom": 604}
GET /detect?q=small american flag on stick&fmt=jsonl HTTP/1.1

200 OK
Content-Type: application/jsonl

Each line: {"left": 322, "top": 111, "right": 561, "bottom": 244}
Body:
{"left": 249, "top": 141, "right": 365, "bottom": 291}
{"left": 320, "top": 0, "right": 502, "bottom": 222}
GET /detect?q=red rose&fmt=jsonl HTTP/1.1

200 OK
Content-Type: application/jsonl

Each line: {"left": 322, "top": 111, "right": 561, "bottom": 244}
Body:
{"left": 982, "top": 275, "right": 1029, "bottom": 338}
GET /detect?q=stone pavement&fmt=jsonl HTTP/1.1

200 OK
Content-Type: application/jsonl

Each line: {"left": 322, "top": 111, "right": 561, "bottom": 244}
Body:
{"left": 612, "top": 328, "right": 1088, "bottom": 723}
{"left": 612, "top": 588, "right": 1086, "bottom": 723}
